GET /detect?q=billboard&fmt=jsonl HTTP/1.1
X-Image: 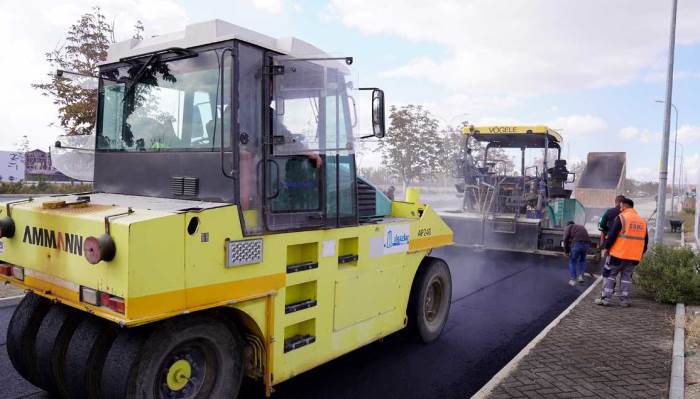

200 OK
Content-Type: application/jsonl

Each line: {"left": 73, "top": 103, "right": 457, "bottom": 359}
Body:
{"left": 0, "top": 151, "right": 25, "bottom": 182}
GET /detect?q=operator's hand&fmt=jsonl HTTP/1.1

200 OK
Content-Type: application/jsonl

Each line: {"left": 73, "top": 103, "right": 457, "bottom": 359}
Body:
{"left": 308, "top": 153, "right": 323, "bottom": 169}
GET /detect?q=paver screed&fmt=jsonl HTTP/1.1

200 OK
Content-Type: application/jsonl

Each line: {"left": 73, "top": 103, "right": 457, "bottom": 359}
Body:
{"left": 488, "top": 287, "right": 674, "bottom": 398}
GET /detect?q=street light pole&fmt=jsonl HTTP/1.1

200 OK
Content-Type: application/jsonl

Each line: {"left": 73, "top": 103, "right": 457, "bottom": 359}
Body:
{"left": 656, "top": 100, "right": 679, "bottom": 217}
{"left": 654, "top": 0, "right": 678, "bottom": 245}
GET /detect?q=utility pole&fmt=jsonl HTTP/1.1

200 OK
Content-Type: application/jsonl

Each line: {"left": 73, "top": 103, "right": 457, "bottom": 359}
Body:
{"left": 656, "top": 100, "right": 679, "bottom": 217}
{"left": 654, "top": 0, "right": 678, "bottom": 245}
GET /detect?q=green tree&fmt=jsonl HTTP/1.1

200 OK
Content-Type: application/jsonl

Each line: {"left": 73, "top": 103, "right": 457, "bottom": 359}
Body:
{"left": 437, "top": 123, "right": 467, "bottom": 178}
{"left": 33, "top": 7, "right": 114, "bottom": 136}
{"left": 380, "top": 105, "right": 442, "bottom": 190}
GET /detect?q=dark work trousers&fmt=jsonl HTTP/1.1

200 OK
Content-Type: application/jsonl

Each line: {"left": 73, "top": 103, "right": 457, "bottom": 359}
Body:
{"left": 601, "top": 259, "right": 636, "bottom": 304}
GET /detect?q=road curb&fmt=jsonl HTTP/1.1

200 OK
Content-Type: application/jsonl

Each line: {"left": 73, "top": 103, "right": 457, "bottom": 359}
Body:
{"left": 0, "top": 294, "right": 24, "bottom": 308}
{"left": 472, "top": 276, "right": 602, "bottom": 399}
{"left": 670, "top": 303, "right": 685, "bottom": 399}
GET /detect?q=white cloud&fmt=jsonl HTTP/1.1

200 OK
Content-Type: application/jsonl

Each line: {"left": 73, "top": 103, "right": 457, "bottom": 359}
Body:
{"left": 682, "top": 153, "right": 700, "bottom": 185}
{"left": 677, "top": 124, "right": 700, "bottom": 143}
{"left": 248, "top": 0, "right": 285, "bottom": 14}
{"left": 546, "top": 115, "right": 607, "bottom": 137}
{"left": 643, "top": 69, "right": 700, "bottom": 83}
{"left": 620, "top": 126, "right": 655, "bottom": 143}
{"left": 0, "top": 0, "right": 188, "bottom": 151}
{"left": 328, "top": 0, "right": 700, "bottom": 96}
{"left": 629, "top": 166, "right": 657, "bottom": 182}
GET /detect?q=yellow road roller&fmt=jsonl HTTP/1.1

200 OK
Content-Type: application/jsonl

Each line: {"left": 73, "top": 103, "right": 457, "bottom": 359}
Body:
{"left": 0, "top": 20, "right": 453, "bottom": 398}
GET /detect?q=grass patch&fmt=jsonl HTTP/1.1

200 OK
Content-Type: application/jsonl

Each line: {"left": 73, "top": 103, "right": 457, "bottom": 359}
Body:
{"left": 0, "top": 182, "right": 92, "bottom": 195}
{"left": 682, "top": 208, "right": 695, "bottom": 234}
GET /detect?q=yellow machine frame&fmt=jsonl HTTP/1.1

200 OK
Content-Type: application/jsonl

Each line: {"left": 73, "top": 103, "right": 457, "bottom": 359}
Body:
{"left": 0, "top": 194, "right": 452, "bottom": 395}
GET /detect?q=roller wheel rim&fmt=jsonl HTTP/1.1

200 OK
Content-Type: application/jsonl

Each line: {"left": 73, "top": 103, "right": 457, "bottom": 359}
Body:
{"left": 155, "top": 339, "right": 218, "bottom": 399}
{"left": 423, "top": 275, "right": 446, "bottom": 326}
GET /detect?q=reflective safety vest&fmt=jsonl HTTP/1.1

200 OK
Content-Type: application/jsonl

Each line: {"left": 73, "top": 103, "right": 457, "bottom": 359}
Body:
{"left": 609, "top": 208, "right": 647, "bottom": 261}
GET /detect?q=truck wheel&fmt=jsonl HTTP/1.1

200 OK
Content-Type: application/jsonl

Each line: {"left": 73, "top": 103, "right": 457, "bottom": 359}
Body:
{"left": 409, "top": 257, "right": 452, "bottom": 343}
{"left": 33, "top": 304, "right": 81, "bottom": 395}
{"left": 7, "top": 292, "right": 50, "bottom": 386}
{"left": 63, "top": 315, "right": 118, "bottom": 399}
{"left": 102, "top": 315, "right": 244, "bottom": 399}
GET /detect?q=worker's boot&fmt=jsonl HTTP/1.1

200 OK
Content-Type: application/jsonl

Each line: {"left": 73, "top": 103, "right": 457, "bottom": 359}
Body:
{"left": 594, "top": 298, "right": 611, "bottom": 306}
{"left": 568, "top": 279, "right": 577, "bottom": 287}
{"left": 577, "top": 275, "right": 584, "bottom": 283}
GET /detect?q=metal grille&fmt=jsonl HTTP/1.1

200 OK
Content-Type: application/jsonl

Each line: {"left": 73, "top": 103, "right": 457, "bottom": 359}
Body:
{"left": 226, "top": 239, "right": 263, "bottom": 267}
{"left": 171, "top": 176, "right": 199, "bottom": 197}
{"left": 356, "top": 178, "right": 377, "bottom": 221}
{"left": 171, "top": 176, "right": 184, "bottom": 196}
{"left": 183, "top": 177, "right": 199, "bottom": 197}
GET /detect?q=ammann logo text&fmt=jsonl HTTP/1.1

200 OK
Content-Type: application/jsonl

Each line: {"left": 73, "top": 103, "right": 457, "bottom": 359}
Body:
{"left": 22, "top": 226, "right": 83, "bottom": 256}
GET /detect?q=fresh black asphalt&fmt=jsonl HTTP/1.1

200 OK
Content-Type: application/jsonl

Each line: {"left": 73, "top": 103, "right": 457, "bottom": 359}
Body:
{"left": 0, "top": 246, "right": 593, "bottom": 398}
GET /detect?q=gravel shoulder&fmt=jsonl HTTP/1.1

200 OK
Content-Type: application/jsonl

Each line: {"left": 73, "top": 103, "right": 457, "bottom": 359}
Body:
{"left": 688, "top": 305, "right": 700, "bottom": 399}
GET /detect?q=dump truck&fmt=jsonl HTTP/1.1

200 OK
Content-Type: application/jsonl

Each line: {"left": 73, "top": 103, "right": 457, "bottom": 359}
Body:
{"left": 0, "top": 20, "right": 454, "bottom": 399}
{"left": 441, "top": 125, "right": 597, "bottom": 255}
{"left": 574, "top": 152, "right": 626, "bottom": 223}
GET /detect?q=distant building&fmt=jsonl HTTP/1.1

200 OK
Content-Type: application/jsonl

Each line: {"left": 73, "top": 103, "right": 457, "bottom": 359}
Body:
{"left": 24, "top": 149, "right": 71, "bottom": 182}
{"left": 0, "top": 150, "right": 25, "bottom": 182}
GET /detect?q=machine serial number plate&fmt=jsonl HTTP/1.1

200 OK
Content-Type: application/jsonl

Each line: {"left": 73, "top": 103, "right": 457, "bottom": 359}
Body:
{"left": 226, "top": 239, "right": 263, "bottom": 267}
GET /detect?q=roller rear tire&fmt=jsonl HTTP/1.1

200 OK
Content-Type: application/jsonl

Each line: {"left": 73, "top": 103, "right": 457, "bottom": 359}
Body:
{"left": 63, "top": 315, "right": 119, "bottom": 399}
{"left": 409, "top": 257, "right": 452, "bottom": 343}
{"left": 101, "top": 315, "right": 244, "bottom": 399}
{"left": 33, "top": 304, "right": 81, "bottom": 395}
{"left": 7, "top": 292, "right": 51, "bottom": 386}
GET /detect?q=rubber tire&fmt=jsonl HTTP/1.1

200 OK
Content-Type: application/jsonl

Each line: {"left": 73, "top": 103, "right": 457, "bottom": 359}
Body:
{"left": 100, "top": 324, "right": 152, "bottom": 399}
{"left": 33, "top": 303, "right": 82, "bottom": 395}
{"left": 6, "top": 292, "right": 51, "bottom": 386}
{"left": 101, "top": 315, "right": 244, "bottom": 399}
{"left": 409, "top": 257, "right": 452, "bottom": 343}
{"left": 63, "top": 315, "right": 119, "bottom": 399}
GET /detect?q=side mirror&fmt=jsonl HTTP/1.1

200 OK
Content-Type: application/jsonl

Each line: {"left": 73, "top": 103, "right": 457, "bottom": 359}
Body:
{"left": 371, "top": 89, "right": 386, "bottom": 138}
{"left": 359, "top": 87, "right": 386, "bottom": 138}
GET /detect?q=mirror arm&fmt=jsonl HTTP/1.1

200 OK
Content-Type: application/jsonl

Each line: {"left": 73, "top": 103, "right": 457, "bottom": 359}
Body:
{"left": 56, "top": 69, "right": 99, "bottom": 79}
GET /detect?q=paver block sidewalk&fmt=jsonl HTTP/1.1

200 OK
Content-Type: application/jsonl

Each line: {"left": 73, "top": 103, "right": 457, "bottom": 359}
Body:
{"left": 488, "top": 284, "right": 674, "bottom": 399}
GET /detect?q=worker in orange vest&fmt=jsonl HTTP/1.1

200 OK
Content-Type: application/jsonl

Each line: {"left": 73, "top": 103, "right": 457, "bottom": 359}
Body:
{"left": 595, "top": 197, "right": 648, "bottom": 307}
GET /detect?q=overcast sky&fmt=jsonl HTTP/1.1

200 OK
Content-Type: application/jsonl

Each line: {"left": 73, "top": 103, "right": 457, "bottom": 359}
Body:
{"left": 1, "top": 0, "right": 699, "bottom": 182}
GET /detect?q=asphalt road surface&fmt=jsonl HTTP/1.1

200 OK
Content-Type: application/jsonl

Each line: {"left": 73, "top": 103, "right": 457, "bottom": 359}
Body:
{"left": 1, "top": 246, "right": 593, "bottom": 399}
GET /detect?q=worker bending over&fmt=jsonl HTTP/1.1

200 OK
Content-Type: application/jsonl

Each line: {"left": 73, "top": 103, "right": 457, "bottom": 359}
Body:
{"left": 563, "top": 221, "right": 591, "bottom": 286}
{"left": 595, "top": 197, "right": 648, "bottom": 307}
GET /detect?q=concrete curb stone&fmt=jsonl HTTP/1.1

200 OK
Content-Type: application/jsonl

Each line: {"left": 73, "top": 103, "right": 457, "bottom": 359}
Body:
{"left": 670, "top": 303, "right": 685, "bottom": 399}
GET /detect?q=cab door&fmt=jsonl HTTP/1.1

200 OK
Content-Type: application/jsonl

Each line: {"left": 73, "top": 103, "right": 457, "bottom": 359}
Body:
{"left": 264, "top": 56, "right": 327, "bottom": 232}
{"left": 263, "top": 55, "right": 357, "bottom": 232}
{"left": 323, "top": 66, "right": 357, "bottom": 228}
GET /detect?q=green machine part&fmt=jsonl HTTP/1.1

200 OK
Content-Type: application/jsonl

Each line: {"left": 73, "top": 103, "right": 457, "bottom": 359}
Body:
{"left": 547, "top": 198, "right": 587, "bottom": 228}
